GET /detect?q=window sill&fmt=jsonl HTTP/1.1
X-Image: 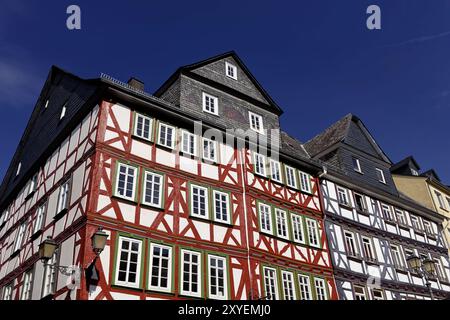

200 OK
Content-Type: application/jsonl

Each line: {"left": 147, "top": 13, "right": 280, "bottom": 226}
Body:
{"left": 53, "top": 208, "right": 68, "bottom": 221}
{"left": 131, "top": 134, "right": 153, "bottom": 144}
{"left": 339, "top": 203, "right": 353, "bottom": 210}
{"left": 413, "top": 229, "right": 425, "bottom": 236}
{"left": 426, "top": 232, "right": 437, "bottom": 240}
{"left": 394, "top": 266, "right": 409, "bottom": 274}
{"left": 25, "top": 191, "right": 36, "bottom": 201}
{"left": 364, "top": 258, "right": 378, "bottom": 266}
{"left": 156, "top": 143, "right": 175, "bottom": 152}
{"left": 356, "top": 209, "right": 370, "bottom": 217}
{"left": 10, "top": 249, "right": 20, "bottom": 258}
{"left": 40, "top": 293, "right": 55, "bottom": 301}
{"left": 347, "top": 254, "right": 364, "bottom": 262}
{"left": 140, "top": 202, "right": 164, "bottom": 211}
{"left": 111, "top": 195, "right": 138, "bottom": 205}
{"left": 384, "top": 218, "right": 397, "bottom": 226}
{"left": 398, "top": 223, "right": 410, "bottom": 231}
{"left": 30, "top": 229, "right": 43, "bottom": 240}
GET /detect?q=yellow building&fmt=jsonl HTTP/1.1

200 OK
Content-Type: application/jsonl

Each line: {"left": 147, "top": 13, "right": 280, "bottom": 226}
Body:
{"left": 391, "top": 157, "right": 450, "bottom": 256}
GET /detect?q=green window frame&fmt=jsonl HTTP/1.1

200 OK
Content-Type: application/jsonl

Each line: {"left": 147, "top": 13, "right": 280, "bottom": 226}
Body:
{"left": 113, "top": 161, "right": 139, "bottom": 202}
{"left": 147, "top": 242, "right": 173, "bottom": 293}
{"left": 113, "top": 235, "right": 144, "bottom": 289}
{"left": 141, "top": 169, "right": 164, "bottom": 209}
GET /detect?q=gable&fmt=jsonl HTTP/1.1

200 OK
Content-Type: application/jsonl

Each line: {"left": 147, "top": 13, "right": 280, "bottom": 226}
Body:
{"left": 154, "top": 51, "right": 283, "bottom": 116}
{"left": 190, "top": 56, "right": 269, "bottom": 105}
{"left": 344, "top": 121, "right": 380, "bottom": 158}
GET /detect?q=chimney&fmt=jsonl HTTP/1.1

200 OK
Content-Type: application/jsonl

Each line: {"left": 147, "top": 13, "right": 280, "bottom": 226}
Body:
{"left": 127, "top": 77, "right": 145, "bottom": 91}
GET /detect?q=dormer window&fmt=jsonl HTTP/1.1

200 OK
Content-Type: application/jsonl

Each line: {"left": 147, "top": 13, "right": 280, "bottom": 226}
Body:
{"left": 225, "top": 62, "right": 237, "bottom": 80}
{"left": 60, "top": 103, "right": 67, "bottom": 120}
{"left": 249, "top": 111, "right": 264, "bottom": 134}
{"left": 202, "top": 92, "right": 218, "bottom": 115}
{"left": 352, "top": 157, "right": 362, "bottom": 173}
{"left": 16, "top": 162, "right": 21, "bottom": 176}
{"left": 411, "top": 168, "right": 419, "bottom": 176}
{"left": 375, "top": 168, "right": 386, "bottom": 184}
{"left": 44, "top": 100, "right": 49, "bottom": 109}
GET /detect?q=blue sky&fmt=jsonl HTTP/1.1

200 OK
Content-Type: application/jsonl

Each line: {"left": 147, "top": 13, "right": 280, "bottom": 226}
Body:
{"left": 0, "top": 0, "right": 449, "bottom": 183}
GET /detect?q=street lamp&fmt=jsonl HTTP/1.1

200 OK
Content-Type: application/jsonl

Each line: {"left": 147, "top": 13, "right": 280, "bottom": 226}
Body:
{"left": 406, "top": 254, "right": 436, "bottom": 300}
{"left": 91, "top": 227, "right": 108, "bottom": 255}
{"left": 38, "top": 228, "right": 108, "bottom": 276}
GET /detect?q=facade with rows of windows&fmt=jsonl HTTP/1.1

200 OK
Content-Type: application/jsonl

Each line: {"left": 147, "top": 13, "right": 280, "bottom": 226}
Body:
{"left": 0, "top": 52, "right": 338, "bottom": 300}
{"left": 304, "top": 114, "right": 450, "bottom": 300}
{"left": 1, "top": 52, "right": 449, "bottom": 301}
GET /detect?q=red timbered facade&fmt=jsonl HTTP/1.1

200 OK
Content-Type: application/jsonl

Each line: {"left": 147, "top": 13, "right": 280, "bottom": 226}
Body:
{"left": 0, "top": 52, "right": 337, "bottom": 300}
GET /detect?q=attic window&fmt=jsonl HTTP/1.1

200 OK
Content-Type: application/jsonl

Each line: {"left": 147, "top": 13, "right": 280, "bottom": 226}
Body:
{"left": 375, "top": 168, "right": 386, "bottom": 184}
{"left": 16, "top": 162, "right": 21, "bottom": 176}
{"left": 60, "top": 103, "right": 67, "bottom": 120}
{"left": 352, "top": 157, "right": 362, "bottom": 173}
{"left": 249, "top": 111, "right": 264, "bottom": 134}
{"left": 44, "top": 100, "right": 49, "bottom": 109}
{"left": 202, "top": 92, "right": 218, "bottom": 115}
{"left": 411, "top": 168, "right": 419, "bottom": 176}
{"left": 225, "top": 62, "right": 237, "bottom": 80}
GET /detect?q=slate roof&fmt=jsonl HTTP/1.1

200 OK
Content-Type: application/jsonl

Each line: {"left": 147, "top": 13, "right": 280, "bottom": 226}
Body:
{"left": 304, "top": 113, "right": 391, "bottom": 163}
{"left": 0, "top": 66, "right": 100, "bottom": 207}
{"left": 280, "top": 131, "right": 310, "bottom": 160}
{"left": 303, "top": 114, "right": 353, "bottom": 157}
{"left": 390, "top": 156, "right": 421, "bottom": 173}
{"left": 153, "top": 51, "right": 283, "bottom": 115}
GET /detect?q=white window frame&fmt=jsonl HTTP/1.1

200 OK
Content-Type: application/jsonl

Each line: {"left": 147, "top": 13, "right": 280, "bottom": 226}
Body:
{"left": 114, "top": 163, "right": 137, "bottom": 201}
{"left": 395, "top": 209, "right": 407, "bottom": 225}
{"left": 253, "top": 153, "right": 267, "bottom": 177}
{"left": 181, "top": 130, "right": 197, "bottom": 156}
{"left": 225, "top": 62, "right": 237, "bottom": 80}
{"left": 16, "top": 162, "right": 21, "bottom": 176}
{"left": 269, "top": 160, "right": 282, "bottom": 183}
{"left": 291, "top": 213, "right": 305, "bottom": 244}
{"left": 381, "top": 204, "right": 394, "bottom": 221}
{"left": 180, "top": 249, "right": 202, "bottom": 298}
{"left": 21, "top": 269, "right": 33, "bottom": 300}
{"left": 354, "top": 193, "right": 367, "bottom": 212}
{"left": 148, "top": 243, "right": 172, "bottom": 293}
{"left": 390, "top": 244, "right": 405, "bottom": 268}
{"left": 202, "top": 92, "right": 219, "bottom": 116}
{"left": 42, "top": 251, "right": 57, "bottom": 297}
{"left": 56, "top": 180, "right": 71, "bottom": 214}
{"left": 281, "top": 270, "right": 296, "bottom": 300}
{"left": 314, "top": 278, "right": 328, "bottom": 300}
{"left": 258, "top": 203, "right": 272, "bottom": 234}
{"left": 134, "top": 113, "right": 153, "bottom": 141}
{"left": 299, "top": 171, "right": 311, "bottom": 193}
{"left": 298, "top": 274, "right": 312, "bottom": 300}
{"left": 285, "top": 165, "right": 297, "bottom": 189}
{"left": 213, "top": 190, "right": 231, "bottom": 224}
{"left": 248, "top": 111, "right": 264, "bottom": 134}
{"left": 207, "top": 254, "right": 228, "bottom": 300}
{"left": 344, "top": 230, "right": 359, "bottom": 257}
{"left": 142, "top": 171, "right": 164, "bottom": 208}
{"left": 361, "top": 236, "right": 376, "bottom": 262}
{"left": 354, "top": 285, "right": 367, "bottom": 300}
{"left": 410, "top": 215, "right": 422, "bottom": 231}
{"left": 60, "top": 103, "right": 67, "bottom": 120}
{"left": 262, "top": 266, "right": 279, "bottom": 300}
{"left": 190, "top": 184, "right": 209, "bottom": 220}
{"left": 202, "top": 138, "right": 217, "bottom": 162}
{"left": 423, "top": 220, "right": 433, "bottom": 235}
{"left": 352, "top": 157, "right": 362, "bottom": 173}
{"left": 14, "top": 222, "right": 27, "bottom": 252}
{"left": 435, "top": 191, "right": 446, "bottom": 210}
{"left": 33, "top": 203, "right": 46, "bottom": 234}
{"left": 337, "top": 186, "right": 349, "bottom": 206}
{"left": 115, "top": 237, "right": 142, "bottom": 288}
{"left": 371, "top": 288, "right": 385, "bottom": 300}
{"left": 275, "top": 208, "right": 289, "bottom": 240}
{"left": 3, "top": 283, "right": 13, "bottom": 300}
{"left": 157, "top": 122, "right": 176, "bottom": 149}
{"left": 28, "top": 174, "right": 38, "bottom": 196}
{"left": 306, "top": 218, "right": 320, "bottom": 248}
{"left": 375, "top": 168, "right": 386, "bottom": 184}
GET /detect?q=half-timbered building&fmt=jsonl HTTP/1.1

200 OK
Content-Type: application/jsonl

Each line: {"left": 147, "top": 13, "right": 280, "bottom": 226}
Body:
{"left": 304, "top": 114, "right": 450, "bottom": 300}
{"left": 0, "top": 52, "right": 337, "bottom": 300}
